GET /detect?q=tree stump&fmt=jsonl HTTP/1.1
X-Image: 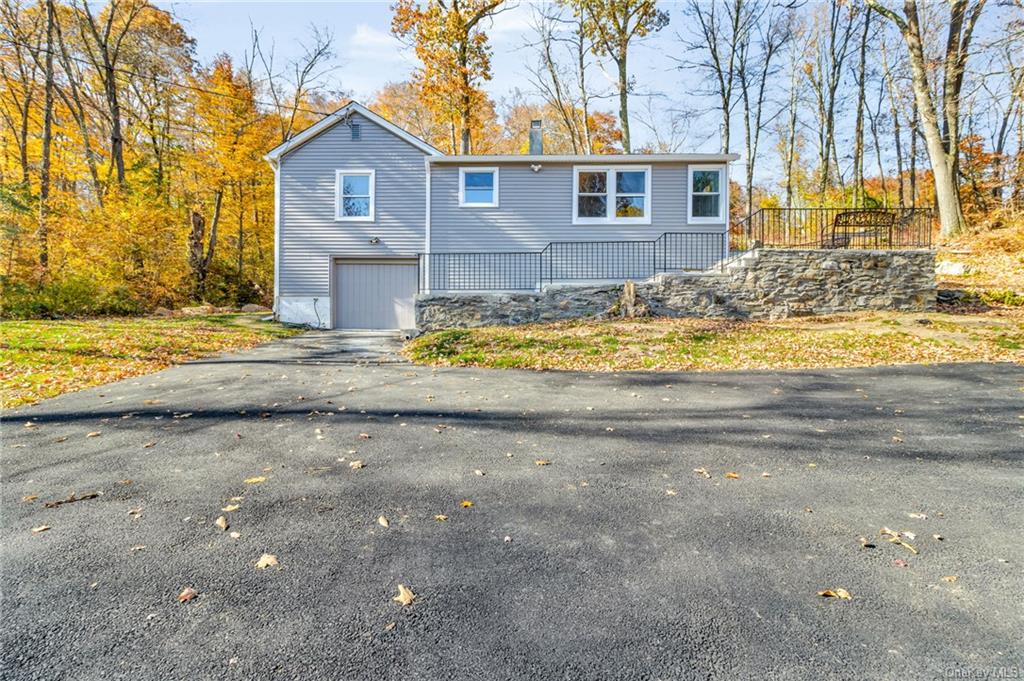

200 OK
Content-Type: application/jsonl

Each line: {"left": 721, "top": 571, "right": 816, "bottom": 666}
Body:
{"left": 610, "top": 280, "right": 651, "bottom": 319}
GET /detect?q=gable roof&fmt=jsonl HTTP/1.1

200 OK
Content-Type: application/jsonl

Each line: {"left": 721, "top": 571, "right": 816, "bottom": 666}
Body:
{"left": 264, "top": 101, "right": 444, "bottom": 162}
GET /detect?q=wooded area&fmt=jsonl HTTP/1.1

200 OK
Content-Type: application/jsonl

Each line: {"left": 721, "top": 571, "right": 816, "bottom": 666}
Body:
{"left": 1, "top": 0, "right": 1021, "bottom": 317}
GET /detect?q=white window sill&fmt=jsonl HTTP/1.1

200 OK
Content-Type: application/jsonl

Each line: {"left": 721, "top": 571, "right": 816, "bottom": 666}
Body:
{"left": 335, "top": 216, "right": 375, "bottom": 223}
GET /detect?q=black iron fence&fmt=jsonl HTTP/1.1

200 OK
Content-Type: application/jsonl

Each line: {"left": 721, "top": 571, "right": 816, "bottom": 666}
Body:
{"left": 733, "top": 207, "right": 934, "bottom": 250}
{"left": 419, "top": 231, "right": 729, "bottom": 292}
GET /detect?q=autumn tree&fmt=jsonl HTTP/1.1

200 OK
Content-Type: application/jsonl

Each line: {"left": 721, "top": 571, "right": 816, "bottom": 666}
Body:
{"left": 569, "top": 0, "right": 668, "bottom": 153}
{"left": 866, "top": 0, "right": 987, "bottom": 237}
{"left": 391, "top": 0, "right": 507, "bottom": 154}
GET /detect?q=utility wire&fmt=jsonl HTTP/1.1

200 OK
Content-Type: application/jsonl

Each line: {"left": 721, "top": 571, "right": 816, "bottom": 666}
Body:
{"left": 0, "top": 33, "right": 340, "bottom": 119}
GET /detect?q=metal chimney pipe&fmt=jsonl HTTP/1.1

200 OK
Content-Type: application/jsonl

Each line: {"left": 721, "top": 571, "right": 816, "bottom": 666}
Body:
{"left": 528, "top": 119, "right": 543, "bottom": 155}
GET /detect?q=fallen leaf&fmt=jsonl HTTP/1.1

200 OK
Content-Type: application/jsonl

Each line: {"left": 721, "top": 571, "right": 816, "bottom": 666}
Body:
{"left": 229, "top": 531, "right": 241, "bottom": 539}
{"left": 460, "top": 500, "right": 473, "bottom": 508}
{"left": 215, "top": 516, "right": 229, "bottom": 531}
{"left": 143, "top": 399, "right": 161, "bottom": 405}
{"left": 933, "top": 534, "right": 944, "bottom": 541}
{"left": 474, "top": 469, "right": 485, "bottom": 476}
{"left": 605, "top": 427, "right": 615, "bottom": 432}
{"left": 359, "top": 433, "right": 371, "bottom": 439}
{"left": 665, "top": 489, "right": 677, "bottom": 496}
{"left": 807, "top": 463, "right": 817, "bottom": 468}
{"left": 817, "top": 588, "right": 852, "bottom": 600}
{"left": 384, "top": 621, "right": 397, "bottom": 631}
{"left": 86, "top": 431, "right": 101, "bottom": 438}
{"left": 761, "top": 472, "right": 772, "bottom": 478}
{"left": 534, "top": 459, "right": 551, "bottom": 466}
{"left": 31, "top": 525, "right": 51, "bottom": 534}
{"left": 434, "top": 514, "right": 448, "bottom": 521}
{"left": 177, "top": 587, "right": 198, "bottom": 603}
{"left": 377, "top": 515, "right": 389, "bottom": 528}
{"left": 130, "top": 545, "right": 146, "bottom": 552}
{"left": 244, "top": 476, "right": 267, "bottom": 484}
{"left": 894, "top": 559, "right": 909, "bottom": 568}
{"left": 908, "top": 512, "right": 928, "bottom": 519}
{"left": 880, "top": 527, "right": 919, "bottom": 554}
{"left": 349, "top": 460, "right": 364, "bottom": 469}
{"left": 892, "top": 436, "right": 904, "bottom": 443}
{"left": 21, "top": 495, "right": 38, "bottom": 502}
{"left": 221, "top": 504, "right": 240, "bottom": 512}
{"left": 725, "top": 471, "right": 740, "bottom": 479}
{"left": 127, "top": 507, "right": 143, "bottom": 519}
{"left": 941, "top": 575, "right": 959, "bottom": 583}
{"left": 255, "top": 553, "right": 279, "bottom": 570}
{"left": 142, "top": 442, "right": 156, "bottom": 448}
{"left": 393, "top": 584, "right": 416, "bottom": 607}
{"left": 859, "top": 536, "right": 877, "bottom": 549}
{"left": 693, "top": 468, "right": 711, "bottom": 479}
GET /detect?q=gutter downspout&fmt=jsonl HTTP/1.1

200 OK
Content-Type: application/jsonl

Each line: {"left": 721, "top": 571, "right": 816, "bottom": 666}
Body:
{"left": 424, "top": 157, "right": 431, "bottom": 294}
{"left": 264, "top": 155, "right": 281, "bottom": 318}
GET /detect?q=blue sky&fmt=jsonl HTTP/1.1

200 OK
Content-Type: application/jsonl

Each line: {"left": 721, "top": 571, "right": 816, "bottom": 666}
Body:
{"left": 154, "top": 0, "right": 699, "bottom": 151}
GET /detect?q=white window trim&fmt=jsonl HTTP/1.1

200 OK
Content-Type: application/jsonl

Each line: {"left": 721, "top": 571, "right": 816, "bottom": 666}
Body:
{"left": 572, "top": 165, "right": 652, "bottom": 225}
{"left": 688, "top": 164, "right": 727, "bottom": 224}
{"left": 458, "top": 167, "right": 499, "bottom": 208}
{"left": 335, "top": 168, "right": 375, "bottom": 222}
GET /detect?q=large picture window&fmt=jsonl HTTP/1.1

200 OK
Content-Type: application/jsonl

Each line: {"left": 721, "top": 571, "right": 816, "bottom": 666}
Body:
{"left": 573, "top": 166, "right": 651, "bottom": 225}
{"left": 336, "top": 169, "right": 375, "bottom": 222}
{"left": 688, "top": 165, "right": 726, "bottom": 223}
{"left": 459, "top": 167, "right": 499, "bottom": 207}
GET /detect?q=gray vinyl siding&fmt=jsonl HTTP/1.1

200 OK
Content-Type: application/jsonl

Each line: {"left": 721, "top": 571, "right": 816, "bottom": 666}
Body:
{"left": 278, "top": 112, "right": 426, "bottom": 295}
{"left": 429, "top": 162, "right": 720, "bottom": 253}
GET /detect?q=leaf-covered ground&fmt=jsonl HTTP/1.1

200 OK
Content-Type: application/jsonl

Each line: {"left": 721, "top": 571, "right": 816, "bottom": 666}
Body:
{"left": 404, "top": 310, "right": 1024, "bottom": 372}
{"left": 0, "top": 314, "right": 303, "bottom": 408}
{"left": 937, "top": 221, "right": 1024, "bottom": 295}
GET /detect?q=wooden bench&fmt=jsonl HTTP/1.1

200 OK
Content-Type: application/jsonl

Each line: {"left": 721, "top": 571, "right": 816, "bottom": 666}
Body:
{"left": 821, "top": 210, "right": 896, "bottom": 249}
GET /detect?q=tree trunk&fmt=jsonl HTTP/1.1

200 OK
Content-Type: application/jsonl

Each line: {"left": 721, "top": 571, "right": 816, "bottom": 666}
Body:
{"left": 852, "top": 10, "right": 870, "bottom": 207}
{"left": 616, "top": 54, "right": 630, "bottom": 153}
{"left": 37, "top": 0, "right": 56, "bottom": 272}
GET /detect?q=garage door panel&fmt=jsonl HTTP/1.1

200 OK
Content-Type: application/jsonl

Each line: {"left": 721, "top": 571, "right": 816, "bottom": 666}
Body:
{"left": 334, "top": 260, "right": 417, "bottom": 329}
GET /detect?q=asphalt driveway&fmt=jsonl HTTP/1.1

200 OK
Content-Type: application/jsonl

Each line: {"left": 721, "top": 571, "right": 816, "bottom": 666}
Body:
{"left": 2, "top": 332, "right": 1023, "bottom": 680}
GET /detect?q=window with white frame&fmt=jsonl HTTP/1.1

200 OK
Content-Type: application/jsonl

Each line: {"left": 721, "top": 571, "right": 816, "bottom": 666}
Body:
{"left": 688, "top": 166, "right": 725, "bottom": 223}
{"left": 335, "top": 169, "right": 375, "bottom": 221}
{"left": 573, "top": 166, "right": 651, "bottom": 224}
{"left": 459, "top": 167, "right": 499, "bottom": 207}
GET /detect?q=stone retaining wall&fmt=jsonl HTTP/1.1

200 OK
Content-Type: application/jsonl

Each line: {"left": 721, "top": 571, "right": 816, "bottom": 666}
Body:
{"left": 415, "top": 249, "right": 936, "bottom": 331}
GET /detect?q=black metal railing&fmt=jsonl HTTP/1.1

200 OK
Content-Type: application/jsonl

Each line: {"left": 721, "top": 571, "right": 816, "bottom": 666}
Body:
{"left": 734, "top": 207, "right": 934, "bottom": 250}
{"left": 419, "top": 232, "right": 729, "bottom": 292}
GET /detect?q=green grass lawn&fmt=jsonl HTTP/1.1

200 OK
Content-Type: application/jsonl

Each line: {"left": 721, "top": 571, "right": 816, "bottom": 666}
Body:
{"left": 405, "top": 310, "right": 1024, "bottom": 372}
{"left": 1, "top": 314, "right": 303, "bottom": 407}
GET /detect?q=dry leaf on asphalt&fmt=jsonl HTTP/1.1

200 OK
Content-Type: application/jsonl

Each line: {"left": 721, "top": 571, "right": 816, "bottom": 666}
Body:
{"left": 255, "top": 553, "right": 279, "bottom": 570}
{"left": 693, "top": 468, "right": 711, "bottom": 479}
{"left": 908, "top": 512, "right": 928, "bottom": 519}
{"left": 434, "top": 514, "right": 448, "bottom": 521}
{"left": 244, "top": 476, "right": 267, "bottom": 484}
{"left": 86, "top": 431, "right": 101, "bottom": 438}
{"left": 349, "top": 460, "right": 364, "bottom": 469}
{"left": 725, "top": 472, "right": 740, "bottom": 479}
{"left": 177, "top": 587, "right": 198, "bottom": 603}
{"left": 880, "top": 527, "right": 919, "bottom": 554}
{"left": 817, "top": 588, "right": 852, "bottom": 600}
{"left": 22, "top": 495, "right": 38, "bottom": 502}
{"left": 460, "top": 500, "right": 473, "bottom": 508}
{"left": 474, "top": 469, "right": 485, "bottom": 476}
{"left": 942, "top": 575, "right": 959, "bottom": 583}
{"left": 359, "top": 433, "right": 371, "bottom": 439}
{"left": 534, "top": 459, "right": 551, "bottom": 466}
{"left": 215, "top": 516, "right": 229, "bottom": 531}
{"left": 221, "top": 504, "right": 240, "bottom": 512}
{"left": 127, "top": 507, "right": 143, "bottom": 519}
{"left": 142, "top": 441, "right": 157, "bottom": 449}
{"left": 377, "top": 516, "right": 389, "bottom": 528}
{"left": 393, "top": 584, "right": 416, "bottom": 607}
{"left": 31, "top": 525, "right": 51, "bottom": 534}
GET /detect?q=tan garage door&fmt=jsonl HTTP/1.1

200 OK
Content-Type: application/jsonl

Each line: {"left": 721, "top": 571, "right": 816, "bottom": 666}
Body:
{"left": 333, "top": 259, "right": 418, "bottom": 330}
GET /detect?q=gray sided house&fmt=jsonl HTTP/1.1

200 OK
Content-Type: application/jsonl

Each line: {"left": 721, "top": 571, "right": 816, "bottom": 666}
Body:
{"left": 265, "top": 101, "right": 737, "bottom": 330}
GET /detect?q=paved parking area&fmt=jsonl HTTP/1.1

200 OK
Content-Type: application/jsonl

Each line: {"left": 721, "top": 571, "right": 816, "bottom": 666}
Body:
{"left": 2, "top": 333, "right": 1023, "bottom": 680}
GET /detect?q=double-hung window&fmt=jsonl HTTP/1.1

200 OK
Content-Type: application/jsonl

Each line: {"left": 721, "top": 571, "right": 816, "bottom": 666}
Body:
{"left": 688, "top": 165, "right": 726, "bottom": 223}
{"left": 573, "top": 166, "right": 651, "bottom": 225}
{"left": 459, "top": 167, "right": 499, "bottom": 207}
{"left": 336, "top": 169, "right": 375, "bottom": 222}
